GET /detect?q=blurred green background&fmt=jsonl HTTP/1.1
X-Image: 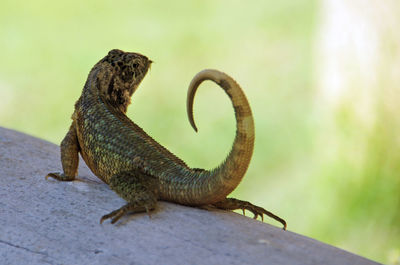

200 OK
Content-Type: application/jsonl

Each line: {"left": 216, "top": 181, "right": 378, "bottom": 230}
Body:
{"left": 1, "top": 0, "right": 399, "bottom": 263}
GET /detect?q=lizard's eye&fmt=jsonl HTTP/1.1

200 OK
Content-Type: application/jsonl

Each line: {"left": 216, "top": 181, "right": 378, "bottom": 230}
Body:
{"left": 132, "top": 63, "right": 139, "bottom": 68}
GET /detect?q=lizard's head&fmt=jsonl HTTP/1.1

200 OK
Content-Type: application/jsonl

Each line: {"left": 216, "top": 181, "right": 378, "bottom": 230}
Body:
{"left": 93, "top": 49, "right": 152, "bottom": 113}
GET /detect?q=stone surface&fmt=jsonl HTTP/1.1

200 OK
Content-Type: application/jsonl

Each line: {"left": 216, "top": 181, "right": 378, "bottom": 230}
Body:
{"left": 0, "top": 127, "right": 380, "bottom": 265}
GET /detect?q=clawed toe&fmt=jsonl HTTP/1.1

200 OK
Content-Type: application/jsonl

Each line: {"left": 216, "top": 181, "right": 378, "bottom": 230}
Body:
{"left": 245, "top": 205, "right": 286, "bottom": 230}
{"left": 213, "top": 198, "right": 287, "bottom": 230}
{"left": 100, "top": 202, "right": 155, "bottom": 225}
{"left": 45, "top": 172, "right": 75, "bottom": 181}
{"left": 100, "top": 204, "right": 130, "bottom": 224}
{"left": 100, "top": 209, "right": 124, "bottom": 224}
{"left": 45, "top": 173, "right": 60, "bottom": 180}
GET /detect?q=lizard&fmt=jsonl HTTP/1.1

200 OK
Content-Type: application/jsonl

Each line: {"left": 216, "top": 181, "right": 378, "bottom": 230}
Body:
{"left": 46, "top": 49, "right": 287, "bottom": 230}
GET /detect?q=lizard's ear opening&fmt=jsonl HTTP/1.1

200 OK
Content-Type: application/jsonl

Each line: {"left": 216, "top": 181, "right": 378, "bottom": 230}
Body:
{"left": 94, "top": 65, "right": 132, "bottom": 114}
{"left": 104, "top": 76, "right": 131, "bottom": 113}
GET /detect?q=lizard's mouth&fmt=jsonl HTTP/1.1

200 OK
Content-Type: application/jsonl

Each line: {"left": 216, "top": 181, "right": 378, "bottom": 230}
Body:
{"left": 128, "top": 84, "right": 138, "bottom": 97}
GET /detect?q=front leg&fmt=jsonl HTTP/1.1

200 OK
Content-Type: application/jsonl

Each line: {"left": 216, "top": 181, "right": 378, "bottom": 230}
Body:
{"left": 46, "top": 121, "right": 79, "bottom": 181}
{"left": 100, "top": 170, "right": 158, "bottom": 224}
{"left": 212, "top": 198, "right": 287, "bottom": 230}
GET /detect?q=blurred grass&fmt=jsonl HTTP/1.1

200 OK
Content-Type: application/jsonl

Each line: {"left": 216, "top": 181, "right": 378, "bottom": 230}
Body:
{"left": 0, "top": 0, "right": 398, "bottom": 264}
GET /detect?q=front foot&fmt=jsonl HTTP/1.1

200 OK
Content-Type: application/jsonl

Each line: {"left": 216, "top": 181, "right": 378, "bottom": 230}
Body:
{"left": 45, "top": 172, "right": 75, "bottom": 181}
{"left": 213, "top": 198, "right": 287, "bottom": 230}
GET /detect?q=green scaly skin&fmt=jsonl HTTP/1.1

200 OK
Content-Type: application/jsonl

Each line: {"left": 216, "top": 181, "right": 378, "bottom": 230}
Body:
{"left": 46, "top": 49, "right": 286, "bottom": 229}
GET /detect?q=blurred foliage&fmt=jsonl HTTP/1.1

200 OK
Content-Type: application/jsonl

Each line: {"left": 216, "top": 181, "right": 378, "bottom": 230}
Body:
{"left": 0, "top": 0, "right": 398, "bottom": 263}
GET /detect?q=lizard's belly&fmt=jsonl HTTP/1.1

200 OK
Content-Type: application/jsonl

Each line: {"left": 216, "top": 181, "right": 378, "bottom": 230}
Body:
{"left": 76, "top": 133, "right": 107, "bottom": 183}
{"left": 79, "top": 142, "right": 106, "bottom": 182}
{"left": 76, "top": 123, "right": 138, "bottom": 183}
{"left": 75, "top": 117, "right": 115, "bottom": 183}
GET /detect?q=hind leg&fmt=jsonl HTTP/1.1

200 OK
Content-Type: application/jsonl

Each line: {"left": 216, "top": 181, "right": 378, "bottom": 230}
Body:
{"left": 100, "top": 170, "right": 158, "bottom": 224}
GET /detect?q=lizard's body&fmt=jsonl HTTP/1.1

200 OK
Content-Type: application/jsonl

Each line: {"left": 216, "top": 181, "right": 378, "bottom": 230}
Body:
{"left": 47, "top": 49, "right": 286, "bottom": 229}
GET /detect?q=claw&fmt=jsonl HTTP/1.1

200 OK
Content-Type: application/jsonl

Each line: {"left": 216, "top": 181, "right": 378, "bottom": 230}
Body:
{"left": 45, "top": 172, "right": 75, "bottom": 181}
{"left": 111, "top": 212, "right": 124, "bottom": 224}
{"left": 100, "top": 208, "right": 122, "bottom": 224}
{"left": 213, "top": 198, "right": 287, "bottom": 230}
{"left": 100, "top": 201, "right": 156, "bottom": 224}
{"left": 45, "top": 173, "right": 59, "bottom": 180}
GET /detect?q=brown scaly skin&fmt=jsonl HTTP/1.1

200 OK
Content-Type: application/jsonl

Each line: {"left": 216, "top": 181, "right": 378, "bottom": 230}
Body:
{"left": 46, "top": 49, "right": 287, "bottom": 229}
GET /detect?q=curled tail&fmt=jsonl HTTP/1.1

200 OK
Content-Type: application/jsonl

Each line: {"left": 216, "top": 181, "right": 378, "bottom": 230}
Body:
{"left": 184, "top": 69, "right": 255, "bottom": 205}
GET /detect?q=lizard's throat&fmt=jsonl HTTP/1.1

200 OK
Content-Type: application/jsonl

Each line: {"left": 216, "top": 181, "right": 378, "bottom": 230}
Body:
{"left": 97, "top": 79, "right": 133, "bottom": 114}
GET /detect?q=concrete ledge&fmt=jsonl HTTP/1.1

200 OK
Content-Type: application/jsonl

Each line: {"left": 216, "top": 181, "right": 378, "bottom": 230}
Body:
{"left": 0, "top": 127, "right": 380, "bottom": 265}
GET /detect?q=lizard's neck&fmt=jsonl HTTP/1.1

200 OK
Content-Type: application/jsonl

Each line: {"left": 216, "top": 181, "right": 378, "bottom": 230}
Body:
{"left": 82, "top": 67, "right": 130, "bottom": 114}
